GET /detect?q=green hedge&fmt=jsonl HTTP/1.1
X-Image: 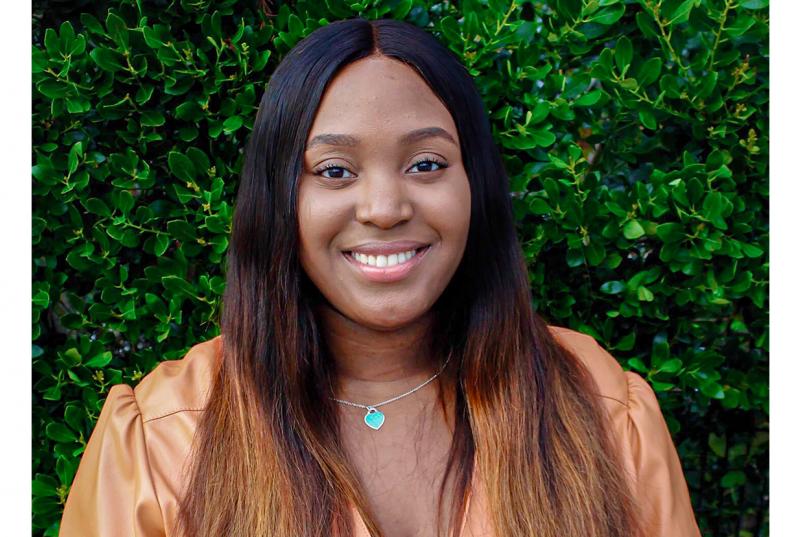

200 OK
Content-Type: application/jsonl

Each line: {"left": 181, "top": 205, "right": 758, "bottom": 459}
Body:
{"left": 32, "top": 0, "right": 768, "bottom": 535}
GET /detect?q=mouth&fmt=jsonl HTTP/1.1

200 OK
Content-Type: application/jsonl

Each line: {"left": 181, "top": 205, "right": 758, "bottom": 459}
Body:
{"left": 341, "top": 245, "right": 432, "bottom": 283}
{"left": 342, "top": 245, "right": 431, "bottom": 267}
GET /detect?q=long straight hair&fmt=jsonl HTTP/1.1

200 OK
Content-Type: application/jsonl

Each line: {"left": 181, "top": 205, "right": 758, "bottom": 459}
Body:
{"left": 176, "top": 17, "right": 641, "bottom": 537}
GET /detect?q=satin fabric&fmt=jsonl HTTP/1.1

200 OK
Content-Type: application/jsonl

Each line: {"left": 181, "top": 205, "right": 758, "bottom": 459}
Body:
{"left": 59, "top": 326, "right": 701, "bottom": 536}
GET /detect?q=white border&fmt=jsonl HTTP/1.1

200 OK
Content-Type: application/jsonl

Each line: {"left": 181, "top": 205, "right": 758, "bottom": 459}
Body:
{"left": 1, "top": 0, "right": 33, "bottom": 533}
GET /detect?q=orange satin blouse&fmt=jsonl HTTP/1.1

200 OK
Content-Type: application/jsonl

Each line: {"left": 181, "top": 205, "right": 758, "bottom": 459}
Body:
{"left": 59, "top": 326, "right": 702, "bottom": 536}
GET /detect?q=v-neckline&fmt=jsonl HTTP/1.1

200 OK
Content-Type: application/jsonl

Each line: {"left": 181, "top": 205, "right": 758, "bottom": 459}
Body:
{"left": 349, "top": 454, "right": 479, "bottom": 537}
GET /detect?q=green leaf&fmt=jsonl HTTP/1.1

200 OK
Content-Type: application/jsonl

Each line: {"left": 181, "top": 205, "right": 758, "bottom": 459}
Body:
{"left": 666, "top": 0, "right": 695, "bottom": 26}
{"left": 636, "top": 57, "right": 663, "bottom": 86}
{"left": 32, "top": 474, "right": 59, "bottom": 497}
{"left": 708, "top": 433, "right": 727, "bottom": 457}
{"left": 106, "top": 12, "right": 129, "bottom": 49}
{"left": 69, "top": 34, "right": 86, "bottom": 57}
{"left": 590, "top": 4, "right": 625, "bottom": 25}
{"left": 112, "top": 190, "right": 135, "bottom": 214}
{"left": 574, "top": 89, "right": 603, "bottom": 107}
{"left": 66, "top": 97, "right": 91, "bottom": 114}
{"left": 392, "top": 0, "right": 413, "bottom": 18}
{"left": 592, "top": 48, "right": 614, "bottom": 79}
{"left": 627, "top": 357, "right": 648, "bottom": 373}
{"left": 721, "top": 470, "right": 746, "bottom": 488}
{"left": 530, "top": 129, "right": 556, "bottom": 147}
{"left": 528, "top": 197, "right": 551, "bottom": 215}
{"left": 543, "top": 178, "right": 560, "bottom": 201}
{"left": 145, "top": 293, "right": 168, "bottom": 318}
{"left": 439, "top": 16, "right": 461, "bottom": 43}
{"left": 253, "top": 49, "right": 272, "bottom": 72}
{"left": 529, "top": 101, "right": 550, "bottom": 124}
{"left": 134, "top": 84, "right": 155, "bottom": 104}
{"left": 80, "top": 13, "right": 105, "bottom": 35}
{"left": 44, "top": 28, "right": 60, "bottom": 56}
{"left": 288, "top": 14, "right": 304, "bottom": 39}
{"left": 639, "top": 109, "right": 657, "bottom": 130}
{"left": 656, "top": 223, "right": 684, "bottom": 243}
{"left": 46, "top": 422, "right": 76, "bottom": 443}
{"left": 33, "top": 289, "right": 50, "bottom": 308}
{"left": 32, "top": 47, "right": 48, "bottom": 73}
{"left": 741, "top": 242, "right": 764, "bottom": 258}
{"left": 82, "top": 198, "right": 111, "bottom": 217}
{"left": 42, "top": 385, "right": 62, "bottom": 401}
{"left": 701, "top": 381, "right": 725, "bottom": 399}
{"left": 67, "top": 141, "right": 83, "bottom": 175}
{"left": 168, "top": 151, "right": 196, "bottom": 182}
{"left": 162, "top": 275, "right": 198, "bottom": 299}
{"left": 600, "top": 280, "right": 626, "bottom": 294}
{"left": 90, "top": 47, "right": 125, "bottom": 72}
{"left": 84, "top": 351, "right": 113, "bottom": 368}
{"left": 637, "top": 286, "right": 655, "bottom": 301}
{"left": 64, "top": 404, "right": 84, "bottom": 432}
{"left": 556, "top": 0, "right": 582, "bottom": 22}
{"left": 58, "top": 20, "right": 75, "bottom": 49}
{"left": 702, "top": 191, "right": 733, "bottom": 229}
{"left": 696, "top": 72, "right": 718, "bottom": 101}
{"left": 585, "top": 241, "right": 606, "bottom": 266}
{"left": 623, "top": 219, "right": 645, "bottom": 239}
{"left": 741, "top": 0, "right": 769, "bottom": 9}
{"left": 222, "top": 115, "right": 244, "bottom": 134}
{"left": 614, "top": 36, "right": 632, "bottom": 76}
{"left": 616, "top": 332, "right": 636, "bottom": 352}
{"left": 167, "top": 219, "right": 197, "bottom": 241}
{"left": 726, "top": 14, "right": 756, "bottom": 37}
{"left": 142, "top": 26, "right": 166, "bottom": 48}
{"left": 62, "top": 348, "right": 82, "bottom": 366}
{"left": 141, "top": 110, "right": 166, "bottom": 127}
{"left": 650, "top": 381, "right": 675, "bottom": 392}
{"left": 658, "top": 358, "right": 683, "bottom": 373}
{"left": 176, "top": 101, "right": 203, "bottom": 121}
{"left": 154, "top": 234, "right": 170, "bottom": 256}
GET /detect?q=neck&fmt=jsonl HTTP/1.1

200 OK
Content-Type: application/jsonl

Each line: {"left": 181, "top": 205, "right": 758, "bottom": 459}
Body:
{"left": 316, "top": 303, "right": 441, "bottom": 404}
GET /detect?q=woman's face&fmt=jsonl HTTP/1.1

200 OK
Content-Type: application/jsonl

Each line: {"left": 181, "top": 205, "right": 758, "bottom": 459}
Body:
{"left": 298, "top": 55, "right": 471, "bottom": 330}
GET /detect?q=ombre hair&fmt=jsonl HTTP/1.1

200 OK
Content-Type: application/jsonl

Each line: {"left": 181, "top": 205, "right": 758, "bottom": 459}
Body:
{"left": 176, "top": 17, "right": 641, "bottom": 537}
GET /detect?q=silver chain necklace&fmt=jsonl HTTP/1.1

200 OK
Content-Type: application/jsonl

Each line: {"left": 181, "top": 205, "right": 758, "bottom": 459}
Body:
{"left": 329, "top": 353, "right": 453, "bottom": 431}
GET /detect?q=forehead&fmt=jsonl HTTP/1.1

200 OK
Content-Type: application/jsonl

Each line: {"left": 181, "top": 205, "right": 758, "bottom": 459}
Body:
{"left": 306, "top": 56, "right": 458, "bottom": 144}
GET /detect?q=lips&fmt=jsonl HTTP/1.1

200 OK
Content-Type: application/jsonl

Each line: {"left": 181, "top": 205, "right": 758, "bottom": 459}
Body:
{"left": 342, "top": 244, "right": 432, "bottom": 283}
{"left": 342, "top": 240, "right": 431, "bottom": 256}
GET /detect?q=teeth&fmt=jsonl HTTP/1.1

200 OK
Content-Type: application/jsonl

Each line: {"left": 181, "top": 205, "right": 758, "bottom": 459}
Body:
{"left": 352, "top": 248, "right": 420, "bottom": 267}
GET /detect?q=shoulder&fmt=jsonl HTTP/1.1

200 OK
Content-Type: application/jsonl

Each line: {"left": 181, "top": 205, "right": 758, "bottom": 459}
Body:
{"left": 132, "top": 335, "right": 222, "bottom": 422}
{"left": 546, "top": 325, "right": 629, "bottom": 408}
{"left": 547, "top": 326, "right": 701, "bottom": 535}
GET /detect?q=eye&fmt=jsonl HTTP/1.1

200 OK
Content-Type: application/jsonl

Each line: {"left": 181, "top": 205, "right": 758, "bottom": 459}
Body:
{"left": 314, "top": 163, "right": 355, "bottom": 180}
{"left": 408, "top": 157, "right": 448, "bottom": 174}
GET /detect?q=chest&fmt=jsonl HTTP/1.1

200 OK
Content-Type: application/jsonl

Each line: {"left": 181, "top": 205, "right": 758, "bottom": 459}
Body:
{"left": 339, "top": 402, "right": 458, "bottom": 537}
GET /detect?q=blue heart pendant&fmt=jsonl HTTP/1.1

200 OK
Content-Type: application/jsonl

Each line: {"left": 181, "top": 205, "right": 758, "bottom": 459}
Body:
{"left": 364, "top": 406, "right": 385, "bottom": 430}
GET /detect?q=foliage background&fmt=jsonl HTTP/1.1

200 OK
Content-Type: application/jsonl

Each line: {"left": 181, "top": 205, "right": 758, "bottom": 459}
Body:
{"left": 32, "top": 0, "right": 769, "bottom": 535}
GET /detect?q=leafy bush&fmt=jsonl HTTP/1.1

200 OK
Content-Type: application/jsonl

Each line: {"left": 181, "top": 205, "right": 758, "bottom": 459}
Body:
{"left": 32, "top": 0, "right": 768, "bottom": 535}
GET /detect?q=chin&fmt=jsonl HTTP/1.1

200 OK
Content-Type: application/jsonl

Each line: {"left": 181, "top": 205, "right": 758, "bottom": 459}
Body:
{"left": 356, "top": 309, "right": 427, "bottom": 331}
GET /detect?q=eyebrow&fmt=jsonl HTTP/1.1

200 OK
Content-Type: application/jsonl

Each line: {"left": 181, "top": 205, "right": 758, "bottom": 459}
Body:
{"left": 306, "top": 127, "right": 457, "bottom": 150}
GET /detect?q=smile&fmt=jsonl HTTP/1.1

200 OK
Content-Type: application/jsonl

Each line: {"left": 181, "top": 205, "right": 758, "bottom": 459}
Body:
{"left": 342, "top": 245, "right": 431, "bottom": 283}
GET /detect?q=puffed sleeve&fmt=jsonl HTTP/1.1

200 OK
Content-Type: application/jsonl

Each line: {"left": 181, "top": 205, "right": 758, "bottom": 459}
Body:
{"left": 622, "top": 371, "right": 701, "bottom": 537}
{"left": 59, "top": 384, "right": 165, "bottom": 536}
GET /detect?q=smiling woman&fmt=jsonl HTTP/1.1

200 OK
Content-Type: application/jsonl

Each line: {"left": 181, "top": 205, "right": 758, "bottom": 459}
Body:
{"left": 59, "top": 17, "right": 701, "bottom": 537}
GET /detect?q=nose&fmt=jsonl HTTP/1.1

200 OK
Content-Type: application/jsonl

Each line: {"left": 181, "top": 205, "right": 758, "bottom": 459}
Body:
{"left": 354, "top": 169, "right": 413, "bottom": 229}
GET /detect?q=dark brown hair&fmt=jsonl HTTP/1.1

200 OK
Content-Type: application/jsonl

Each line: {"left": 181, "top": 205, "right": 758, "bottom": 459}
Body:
{"left": 176, "top": 17, "right": 641, "bottom": 537}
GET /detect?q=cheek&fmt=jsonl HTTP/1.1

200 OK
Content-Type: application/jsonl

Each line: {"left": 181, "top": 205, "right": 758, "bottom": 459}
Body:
{"left": 434, "top": 174, "right": 471, "bottom": 244}
{"left": 297, "top": 185, "right": 350, "bottom": 268}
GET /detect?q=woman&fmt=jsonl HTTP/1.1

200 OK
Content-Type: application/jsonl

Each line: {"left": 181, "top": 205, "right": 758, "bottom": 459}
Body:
{"left": 59, "top": 17, "right": 701, "bottom": 537}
